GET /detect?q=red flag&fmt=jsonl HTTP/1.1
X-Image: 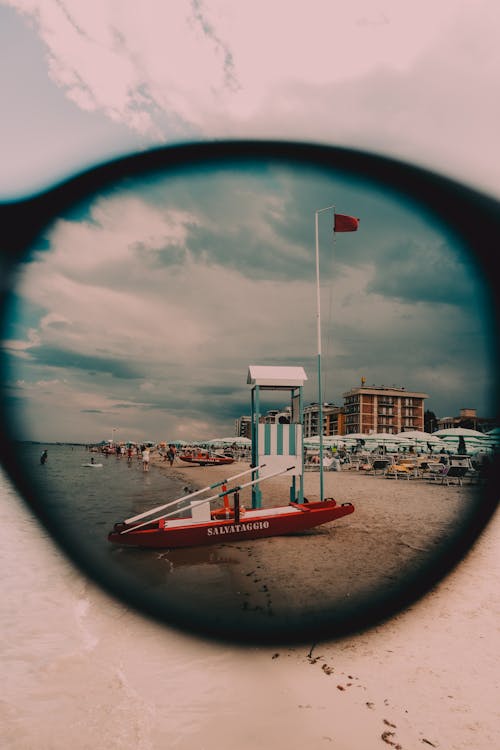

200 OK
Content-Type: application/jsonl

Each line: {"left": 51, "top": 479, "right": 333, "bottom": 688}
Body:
{"left": 334, "top": 214, "right": 359, "bottom": 232}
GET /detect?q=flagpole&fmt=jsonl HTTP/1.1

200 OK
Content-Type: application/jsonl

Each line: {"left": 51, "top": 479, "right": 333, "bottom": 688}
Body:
{"left": 315, "top": 204, "right": 335, "bottom": 502}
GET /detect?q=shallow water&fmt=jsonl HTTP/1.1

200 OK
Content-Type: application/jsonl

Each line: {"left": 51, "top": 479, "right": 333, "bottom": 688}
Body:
{"left": 6, "top": 444, "right": 247, "bottom": 632}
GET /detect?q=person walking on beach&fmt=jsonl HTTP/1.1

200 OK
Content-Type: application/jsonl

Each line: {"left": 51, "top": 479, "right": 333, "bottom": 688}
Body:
{"left": 142, "top": 446, "right": 150, "bottom": 472}
{"left": 167, "top": 444, "right": 176, "bottom": 466}
{"left": 40, "top": 449, "right": 48, "bottom": 465}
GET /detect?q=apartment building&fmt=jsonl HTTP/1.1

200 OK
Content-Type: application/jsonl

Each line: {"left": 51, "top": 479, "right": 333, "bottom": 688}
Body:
{"left": 303, "top": 403, "right": 345, "bottom": 438}
{"left": 236, "top": 382, "right": 428, "bottom": 439}
{"left": 235, "top": 415, "right": 252, "bottom": 440}
{"left": 343, "top": 382, "right": 428, "bottom": 435}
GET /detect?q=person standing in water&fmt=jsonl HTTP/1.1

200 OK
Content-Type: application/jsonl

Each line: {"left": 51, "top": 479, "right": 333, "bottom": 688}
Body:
{"left": 141, "top": 446, "right": 150, "bottom": 472}
{"left": 40, "top": 449, "right": 48, "bottom": 464}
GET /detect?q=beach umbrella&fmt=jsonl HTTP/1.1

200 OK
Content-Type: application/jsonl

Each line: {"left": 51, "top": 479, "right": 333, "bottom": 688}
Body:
{"left": 324, "top": 436, "right": 348, "bottom": 446}
{"left": 203, "top": 437, "right": 252, "bottom": 451}
{"left": 397, "top": 430, "right": 446, "bottom": 452}
{"left": 484, "top": 428, "right": 500, "bottom": 447}
{"left": 433, "top": 427, "right": 488, "bottom": 438}
{"left": 362, "top": 433, "right": 414, "bottom": 453}
{"left": 432, "top": 428, "right": 490, "bottom": 455}
{"left": 433, "top": 428, "right": 489, "bottom": 445}
{"left": 363, "top": 433, "right": 411, "bottom": 446}
{"left": 365, "top": 432, "right": 405, "bottom": 441}
{"left": 337, "top": 434, "right": 370, "bottom": 451}
{"left": 303, "top": 437, "right": 347, "bottom": 453}
{"left": 397, "top": 430, "right": 444, "bottom": 443}
{"left": 304, "top": 435, "right": 344, "bottom": 444}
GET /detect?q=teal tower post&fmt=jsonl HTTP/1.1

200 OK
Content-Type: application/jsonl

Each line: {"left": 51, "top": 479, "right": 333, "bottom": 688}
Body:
{"left": 247, "top": 365, "right": 308, "bottom": 509}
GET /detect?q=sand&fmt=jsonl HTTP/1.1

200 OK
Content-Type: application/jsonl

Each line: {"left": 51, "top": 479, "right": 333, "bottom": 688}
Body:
{"left": 2, "top": 460, "right": 498, "bottom": 750}
{"left": 148, "top": 456, "right": 486, "bottom": 642}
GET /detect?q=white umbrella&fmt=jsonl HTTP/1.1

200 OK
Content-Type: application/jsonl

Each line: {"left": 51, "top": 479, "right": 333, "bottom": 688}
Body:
{"left": 397, "top": 430, "right": 444, "bottom": 443}
{"left": 206, "top": 436, "right": 251, "bottom": 447}
{"left": 433, "top": 427, "right": 489, "bottom": 438}
{"left": 433, "top": 430, "right": 488, "bottom": 446}
{"left": 432, "top": 428, "right": 490, "bottom": 455}
{"left": 397, "top": 430, "right": 446, "bottom": 452}
{"left": 304, "top": 435, "right": 345, "bottom": 444}
{"left": 365, "top": 432, "right": 408, "bottom": 442}
{"left": 362, "top": 433, "right": 414, "bottom": 452}
{"left": 484, "top": 428, "right": 500, "bottom": 446}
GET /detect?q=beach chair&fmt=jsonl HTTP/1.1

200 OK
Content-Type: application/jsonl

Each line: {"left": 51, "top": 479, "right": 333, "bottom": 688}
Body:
{"left": 439, "top": 464, "right": 469, "bottom": 486}
{"left": 425, "top": 462, "right": 448, "bottom": 481}
{"left": 371, "top": 458, "right": 392, "bottom": 475}
{"left": 385, "top": 463, "right": 415, "bottom": 480}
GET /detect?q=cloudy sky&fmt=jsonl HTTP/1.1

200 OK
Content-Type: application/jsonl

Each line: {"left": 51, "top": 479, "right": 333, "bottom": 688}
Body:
{"left": 1, "top": 0, "right": 498, "bottom": 443}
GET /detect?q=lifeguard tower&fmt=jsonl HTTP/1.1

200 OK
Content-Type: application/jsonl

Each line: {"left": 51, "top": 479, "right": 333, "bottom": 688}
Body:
{"left": 247, "top": 365, "right": 307, "bottom": 508}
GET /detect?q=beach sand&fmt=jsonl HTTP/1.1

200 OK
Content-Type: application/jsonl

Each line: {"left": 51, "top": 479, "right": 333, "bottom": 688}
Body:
{"left": 149, "top": 456, "right": 484, "bottom": 641}
{"left": 1, "top": 460, "right": 498, "bottom": 750}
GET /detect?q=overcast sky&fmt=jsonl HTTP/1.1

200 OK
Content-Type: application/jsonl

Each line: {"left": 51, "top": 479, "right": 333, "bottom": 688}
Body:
{"left": 1, "top": 1, "right": 498, "bottom": 443}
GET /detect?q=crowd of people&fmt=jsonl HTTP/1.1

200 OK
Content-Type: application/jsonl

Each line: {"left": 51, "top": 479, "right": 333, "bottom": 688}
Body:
{"left": 87, "top": 441, "right": 180, "bottom": 471}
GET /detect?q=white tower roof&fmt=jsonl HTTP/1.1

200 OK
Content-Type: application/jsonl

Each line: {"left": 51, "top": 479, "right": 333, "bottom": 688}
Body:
{"left": 247, "top": 365, "right": 308, "bottom": 387}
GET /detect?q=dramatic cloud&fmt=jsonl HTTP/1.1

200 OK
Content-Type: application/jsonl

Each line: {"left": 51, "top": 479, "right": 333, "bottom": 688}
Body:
{"left": 1, "top": 1, "right": 497, "bottom": 441}
{"left": 3, "top": 158, "right": 493, "bottom": 441}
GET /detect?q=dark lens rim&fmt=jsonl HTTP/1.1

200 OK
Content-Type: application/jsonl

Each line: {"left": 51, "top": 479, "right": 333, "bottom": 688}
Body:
{"left": 1, "top": 139, "right": 499, "bottom": 645}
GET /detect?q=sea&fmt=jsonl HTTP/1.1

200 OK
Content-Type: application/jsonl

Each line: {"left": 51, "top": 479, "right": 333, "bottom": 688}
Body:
{"left": 9, "top": 443, "right": 190, "bottom": 566}
{"left": 16, "top": 442, "right": 188, "bottom": 561}
{"left": 2, "top": 444, "right": 248, "bottom": 642}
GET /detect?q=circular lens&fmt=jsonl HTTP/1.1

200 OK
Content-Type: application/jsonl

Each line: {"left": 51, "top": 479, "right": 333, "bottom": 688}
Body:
{"left": 1, "top": 143, "right": 498, "bottom": 643}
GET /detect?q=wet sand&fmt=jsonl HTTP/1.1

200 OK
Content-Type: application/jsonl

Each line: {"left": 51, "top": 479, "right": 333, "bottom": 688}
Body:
{"left": 150, "top": 456, "right": 483, "bottom": 639}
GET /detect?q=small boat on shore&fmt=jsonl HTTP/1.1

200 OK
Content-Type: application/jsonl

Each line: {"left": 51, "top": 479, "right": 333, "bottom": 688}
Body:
{"left": 109, "top": 499, "right": 353, "bottom": 549}
{"left": 108, "top": 465, "right": 353, "bottom": 549}
{"left": 179, "top": 451, "right": 234, "bottom": 466}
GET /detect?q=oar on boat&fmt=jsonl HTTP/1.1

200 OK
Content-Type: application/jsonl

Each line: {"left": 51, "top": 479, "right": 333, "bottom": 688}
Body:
{"left": 120, "top": 464, "right": 296, "bottom": 534}
{"left": 124, "top": 463, "right": 268, "bottom": 525}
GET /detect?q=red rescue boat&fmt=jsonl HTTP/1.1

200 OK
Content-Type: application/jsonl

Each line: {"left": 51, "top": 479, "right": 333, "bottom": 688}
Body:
{"left": 108, "top": 498, "right": 353, "bottom": 549}
{"left": 108, "top": 464, "right": 354, "bottom": 550}
{"left": 179, "top": 451, "right": 234, "bottom": 466}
